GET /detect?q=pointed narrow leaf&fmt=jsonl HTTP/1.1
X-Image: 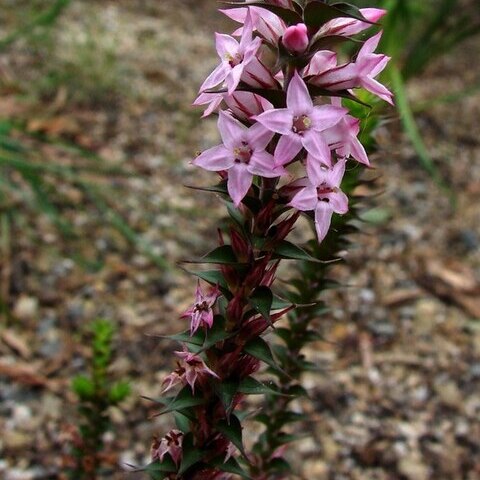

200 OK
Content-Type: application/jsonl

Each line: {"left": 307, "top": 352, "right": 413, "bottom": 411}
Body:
{"left": 143, "top": 459, "right": 177, "bottom": 478}
{"left": 203, "top": 315, "right": 235, "bottom": 350}
{"left": 210, "top": 456, "right": 252, "bottom": 479}
{"left": 184, "top": 245, "right": 238, "bottom": 265}
{"left": 165, "top": 329, "right": 205, "bottom": 347}
{"left": 174, "top": 411, "right": 191, "bottom": 433}
{"left": 238, "top": 377, "right": 283, "bottom": 396}
{"left": 274, "top": 240, "right": 320, "bottom": 262}
{"left": 158, "top": 387, "right": 205, "bottom": 415}
{"left": 178, "top": 433, "right": 202, "bottom": 475}
{"left": 217, "top": 414, "right": 246, "bottom": 456}
{"left": 216, "top": 379, "right": 239, "bottom": 416}
{"left": 244, "top": 337, "right": 285, "bottom": 374}
{"left": 249, "top": 286, "right": 273, "bottom": 323}
{"left": 185, "top": 269, "right": 228, "bottom": 288}
{"left": 185, "top": 181, "right": 228, "bottom": 195}
{"left": 272, "top": 295, "right": 293, "bottom": 310}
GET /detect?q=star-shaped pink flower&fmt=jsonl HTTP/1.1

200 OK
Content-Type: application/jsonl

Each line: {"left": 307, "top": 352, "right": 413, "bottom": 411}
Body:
{"left": 181, "top": 282, "right": 220, "bottom": 335}
{"left": 310, "top": 32, "right": 393, "bottom": 104}
{"left": 254, "top": 71, "right": 347, "bottom": 167}
{"left": 193, "top": 111, "right": 286, "bottom": 206}
{"left": 289, "top": 159, "right": 349, "bottom": 242}
{"left": 199, "top": 10, "right": 262, "bottom": 95}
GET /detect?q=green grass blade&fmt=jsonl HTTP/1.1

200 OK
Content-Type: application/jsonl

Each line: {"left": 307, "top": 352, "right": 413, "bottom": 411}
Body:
{"left": 390, "top": 65, "right": 454, "bottom": 201}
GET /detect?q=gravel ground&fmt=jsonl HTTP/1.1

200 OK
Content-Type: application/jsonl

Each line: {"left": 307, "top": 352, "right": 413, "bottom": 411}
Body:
{"left": 0, "top": 1, "right": 479, "bottom": 479}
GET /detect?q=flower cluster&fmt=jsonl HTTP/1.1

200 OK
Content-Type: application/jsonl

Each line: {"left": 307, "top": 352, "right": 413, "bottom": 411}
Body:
{"left": 194, "top": 4, "right": 391, "bottom": 243}
{"left": 148, "top": 2, "right": 392, "bottom": 479}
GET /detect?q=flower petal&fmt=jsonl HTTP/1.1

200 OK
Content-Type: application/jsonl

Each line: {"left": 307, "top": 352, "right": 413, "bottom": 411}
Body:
{"left": 193, "top": 144, "right": 233, "bottom": 171}
{"left": 310, "top": 105, "right": 347, "bottom": 131}
{"left": 226, "top": 63, "right": 245, "bottom": 95}
{"left": 302, "top": 132, "right": 332, "bottom": 167}
{"left": 361, "top": 76, "right": 394, "bottom": 105}
{"left": 228, "top": 163, "right": 253, "bottom": 206}
{"left": 349, "top": 136, "right": 369, "bottom": 165}
{"left": 287, "top": 71, "right": 313, "bottom": 115}
{"left": 330, "top": 190, "right": 349, "bottom": 214}
{"left": 247, "top": 122, "right": 274, "bottom": 150}
{"left": 215, "top": 33, "right": 239, "bottom": 59}
{"left": 274, "top": 134, "right": 303, "bottom": 166}
{"left": 306, "top": 154, "right": 329, "bottom": 185}
{"left": 314, "top": 201, "right": 334, "bottom": 242}
{"left": 254, "top": 108, "right": 294, "bottom": 135}
{"left": 289, "top": 185, "right": 318, "bottom": 212}
{"left": 249, "top": 150, "right": 284, "bottom": 178}
{"left": 199, "top": 63, "right": 227, "bottom": 92}
{"left": 328, "top": 158, "right": 347, "bottom": 187}
{"left": 218, "top": 111, "right": 246, "bottom": 148}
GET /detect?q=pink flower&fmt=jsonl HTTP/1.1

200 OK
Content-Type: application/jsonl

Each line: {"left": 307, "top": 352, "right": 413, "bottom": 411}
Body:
{"left": 151, "top": 429, "right": 184, "bottom": 467}
{"left": 289, "top": 159, "right": 348, "bottom": 242}
{"left": 181, "top": 282, "right": 220, "bottom": 335}
{"left": 163, "top": 348, "right": 220, "bottom": 393}
{"left": 282, "top": 23, "right": 309, "bottom": 53}
{"left": 254, "top": 71, "right": 347, "bottom": 167}
{"left": 193, "top": 111, "right": 286, "bottom": 206}
{"left": 303, "top": 50, "right": 338, "bottom": 77}
{"left": 225, "top": 91, "right": 273, "bottom": 121}
{"left": 193, "top": 92, "right": 224, "bottom": 118}
{"left": 221, "top": 7, "right": 287, "bottom": 45}
{"left": 310, "top": 32, "right": 393, "bottom": 104}
{"left": 200, "top": 11, "right": 262, "bottom": 95}
{"left": 323, "top": 98, "right": 369, "bottom": 165}
{"left": 318, "top": 8, "right": 387, "bottom": 38}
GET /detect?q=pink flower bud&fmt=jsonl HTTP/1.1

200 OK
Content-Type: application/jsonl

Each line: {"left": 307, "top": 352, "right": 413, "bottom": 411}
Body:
{"left": 282, "top": 23, "right": 309, "bottom": 54}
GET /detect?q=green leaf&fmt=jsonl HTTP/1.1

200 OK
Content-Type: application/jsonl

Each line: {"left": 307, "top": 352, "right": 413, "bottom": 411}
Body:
{"left": 244, "top": 337, "right": 285, "bottom": 374}
{"left": 174, "top": 411, "right": 191, "bottom": 433}
{"left": 158, "top": 387, "right": 205, "bottom": 416}
{"left": 304, "top": 1, "right": 370, "bottom": 28}
{"left": 249, "top": 286, "right": 273, "bottom": 323}
{"left": 273, "top": 240, "right": 320, "bottom": 262}
{"left": 217, "top": 414, "right": 246, "bottom": 456}
{"left": 185, "top": 180, "right": 228, "bottom": 195}
{"left": 185, "top": 269, "right": 228, "bottom": 289}
{"left": 72, "top": 375, "right": 94, "bottom": 400}
{"left": 202, "top": 315, "right": 234, "bottom": 350}
{"left": 185, "top": 245, "right": 239, "bottom": 265}
{"left": 216, "top": 379, "right": 239, "bottom": 416}
{"left": 210, "top": 456, "right": 252, "bottom": 479}
{"left": 143, "top": 459, "right": 177, "bottom": 478}
{"left": 108, "top": 381, "right": 131, "bottom": 404}
{"left": 238, "top": 377, "right": 283, "bottom": 396}
{"left": 165, "top": 329, "right": 205, "bottom": 347}
{"left": 178, "top": 433, "right": 202, "bottom": 475}
{"left": 389, "top": 65, "right": 453, "bottom": 200}
{"left": 271, "top": 295, "right": 293, "bottom": 310}
{"left": 221, "top": 1, "right": 302, "bottom": 25}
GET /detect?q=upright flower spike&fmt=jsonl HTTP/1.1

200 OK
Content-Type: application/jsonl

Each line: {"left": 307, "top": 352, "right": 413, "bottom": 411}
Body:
{"left": 193, "top": 111, "right": 286, "bottom": 206}
{"left": 147, "top": 3, "right": 392, "bottom": 478}
{"left": 200, "top": 10, "right": 262, "bottom": 95}
{"left": 289, "top": 159, "right": 349, "bottom": 242}
{"left": 310, "top": 32, "right": 394, "bottom": 104}
{"left": 254, "top": 71, "right": 347, "bottom": 167}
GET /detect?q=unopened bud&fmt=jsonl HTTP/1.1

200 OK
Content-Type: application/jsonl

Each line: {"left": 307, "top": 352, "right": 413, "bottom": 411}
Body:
{"left": 282, "top": 23, "right": 309, "bottom": 54}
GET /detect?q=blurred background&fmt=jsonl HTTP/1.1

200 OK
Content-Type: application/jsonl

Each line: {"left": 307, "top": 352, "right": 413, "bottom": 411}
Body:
{"left": 0, "top": 1, "right": 479, "bottom": 479}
